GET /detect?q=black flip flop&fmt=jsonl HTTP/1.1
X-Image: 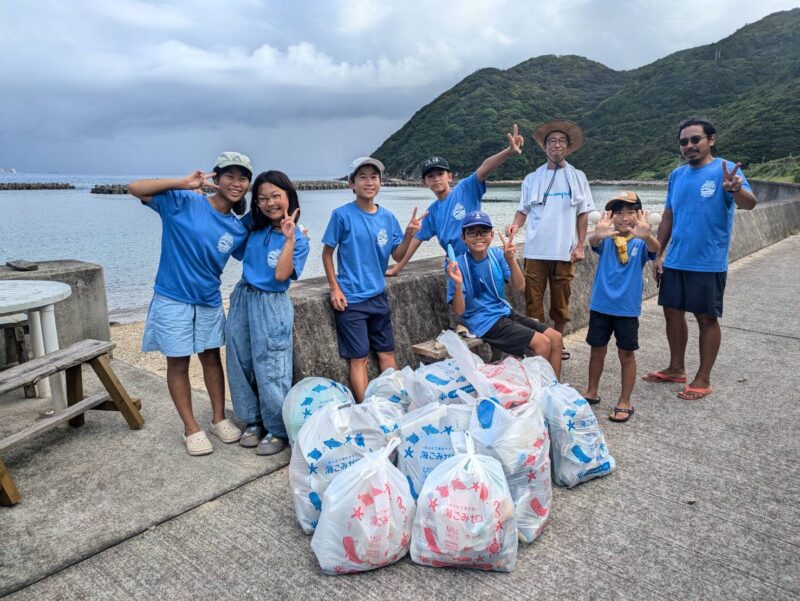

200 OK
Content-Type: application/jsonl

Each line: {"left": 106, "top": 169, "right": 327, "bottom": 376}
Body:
{"left": 609, "top": 406, "right": 634, "bottom": 422}
{"left": 561, "top": 349, "right": 571, "bottom": 361}
{"left": 584, "top": 396, "right": 601, "bottom": 405}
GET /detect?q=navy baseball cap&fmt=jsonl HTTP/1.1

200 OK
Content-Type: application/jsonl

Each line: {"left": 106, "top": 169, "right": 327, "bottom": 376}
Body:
{"left": 420, "top": 156, "right": 450, "bottom": 177}
{"left": 461, "top": 210, "right": 493, "bottom": 229}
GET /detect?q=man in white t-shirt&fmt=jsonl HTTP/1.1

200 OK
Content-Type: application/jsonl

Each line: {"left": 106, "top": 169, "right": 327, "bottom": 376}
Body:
{"left": 506, "top": 120, "right": 594, "bottom": 358}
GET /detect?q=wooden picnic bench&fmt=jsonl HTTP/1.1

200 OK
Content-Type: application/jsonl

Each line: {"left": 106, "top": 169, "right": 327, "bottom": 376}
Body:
{"left": 0, "top": 339, "right": 144, "bottom": 506}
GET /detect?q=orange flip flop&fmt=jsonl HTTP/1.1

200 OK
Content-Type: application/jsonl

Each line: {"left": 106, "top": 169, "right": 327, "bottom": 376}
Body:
{"left": 642, "top": 370, "right": 687, "bottom": 383}
{"left": 677, "top": 386, "right": 712, "bottom": 400}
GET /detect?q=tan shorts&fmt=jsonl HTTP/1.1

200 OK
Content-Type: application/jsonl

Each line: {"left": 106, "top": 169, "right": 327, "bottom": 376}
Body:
{"left": 523, "top": 259, "right": 575, "bottom": 326}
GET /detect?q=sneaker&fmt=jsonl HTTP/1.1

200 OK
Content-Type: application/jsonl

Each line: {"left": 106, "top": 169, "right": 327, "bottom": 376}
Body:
{"left": 209, "top": 418, "right": 242, "bottom": 444}
{"left": 240, "top": 424, "right": 264, "bottom": 448}
{"left": 256, "top": 434, "right": 288, "bottom": 456}
{"left": 184, "top": 431, "right": 213, "bottom": 456}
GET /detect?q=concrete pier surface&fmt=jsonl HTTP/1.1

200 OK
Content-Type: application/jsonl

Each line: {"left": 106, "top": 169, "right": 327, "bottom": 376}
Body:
{"left": 1, "top": 234, "right": 799, "bottom": 600}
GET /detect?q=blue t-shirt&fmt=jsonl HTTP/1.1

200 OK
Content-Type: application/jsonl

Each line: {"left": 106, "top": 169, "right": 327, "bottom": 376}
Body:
{"left": 590, "top": 237, "right": 656, "bottom": 317}
{"left": 147, "top": 190, "right": 248, "bottom": 306}
{"left": 447, "top": 247, "right": 512, "bottom": 337}
{"left": 322, "top": 201, "right": 403, "bottom": 304}
{"left": 238, "top": 214, "right": 309, "bottom": 293}
{"left": 664, "top": 157, "right": 751, "bottom": 272}
{"left": 416, "top": 173, "right": 487, "bottom": 255}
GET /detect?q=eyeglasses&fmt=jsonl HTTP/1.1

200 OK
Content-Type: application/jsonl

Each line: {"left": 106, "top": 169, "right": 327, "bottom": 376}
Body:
{"left": 256, "top": 194, "right": 283, "bottom": 205}
{"left": 465, "top": 229, "right": 492, "bottom": 238}
{"left": 679, "top": 135, "right": 707, "bottom": 146}
{"left": 546, "top": 137, "right": 569, "bottom": 147}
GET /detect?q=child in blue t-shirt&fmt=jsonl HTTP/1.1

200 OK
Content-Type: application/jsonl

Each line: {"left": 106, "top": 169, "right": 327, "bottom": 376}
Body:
{"left": 445, "top": 211, "right": 563, "bottom": 379}
{"left": 128, "top": 152, "right": 252, "bottom": 456}
{"left": 582, "top": 192, "right": 660, "bottom": 423}
{"left": 386, "top": 124, "right": 525, "bottom": 276}
{"left": 322, "top": 157, "right": 420, "bottom": 402}
{"left": 225, "top": 170, "right": 309, "bottom": 456}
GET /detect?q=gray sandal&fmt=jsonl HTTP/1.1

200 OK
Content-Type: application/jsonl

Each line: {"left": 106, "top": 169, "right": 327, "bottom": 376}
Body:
{"left": 256, "top": 434, "right": 288, "bottom": 456}
{"left": 240, "top": 424, "right": 264, "bottom": 448}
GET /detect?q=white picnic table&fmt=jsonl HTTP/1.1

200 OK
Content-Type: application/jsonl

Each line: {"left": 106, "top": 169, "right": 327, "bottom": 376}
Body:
{"left": 0, "top": 280, "right": 72, "bottom": 409}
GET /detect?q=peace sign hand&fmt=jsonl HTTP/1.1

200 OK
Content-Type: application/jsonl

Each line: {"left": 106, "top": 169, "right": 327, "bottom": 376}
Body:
{"left": 507, "top": 123, "right": 524, "bottom": 155}
{"left": 498, "top": 230, "right": 517, "bottom": 261}
{"left": 722, "top": 161, "right": 743, "bottom": 193}
{"left": 632, "top": 210, "right": 652, "bottom": 240}
{"left": 405, "top": 206, "right": 429, "bottom": 236}
{"left": 280, "top": 208, "right": 300, "bottom": 240}
{"left": 184, "top": 170, "right": 218, "bottom": 191}
{"left": 594, "top": 211, "right": 617, "bottom": 240}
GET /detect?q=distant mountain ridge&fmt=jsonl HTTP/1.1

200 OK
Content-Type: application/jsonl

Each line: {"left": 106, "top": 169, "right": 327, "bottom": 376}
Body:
{"left": 373, "top": 9, "right": 800, "bottom": 180}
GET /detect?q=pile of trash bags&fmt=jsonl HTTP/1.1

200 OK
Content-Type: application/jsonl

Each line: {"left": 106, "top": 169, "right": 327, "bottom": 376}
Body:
{"left": 282, "top": 331, "right": 616, "bottom": 574}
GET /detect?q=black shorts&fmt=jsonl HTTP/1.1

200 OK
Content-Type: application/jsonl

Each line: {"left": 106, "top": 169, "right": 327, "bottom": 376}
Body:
{"left": 333, "top": 292, "right": 395, "bottom": 359}
{"left": 586, "top": 310, "right": 639, "bottom": 351}
{"left": 658, "top": 267, "right": 726, "bottom": 317}
{"left": 481, "top": 311, "right": 547, "bottom": 358}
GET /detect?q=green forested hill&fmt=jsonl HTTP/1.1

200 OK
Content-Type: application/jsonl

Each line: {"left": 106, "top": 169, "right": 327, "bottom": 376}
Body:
{"left": 373, "top": 9, "right": 800, "bottom": 180}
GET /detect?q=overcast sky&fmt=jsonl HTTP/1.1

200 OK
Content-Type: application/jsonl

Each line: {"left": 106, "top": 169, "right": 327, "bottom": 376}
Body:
{"left": 1, "top": 0, "right": 797, "bottom": 177}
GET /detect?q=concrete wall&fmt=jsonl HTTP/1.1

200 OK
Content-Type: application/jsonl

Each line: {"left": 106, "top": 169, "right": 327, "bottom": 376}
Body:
{"left": 0, "top": 260, "right": 110, "bottom": 347}
{"left": 290, "top": 191, "right": 800, "bottom": 384}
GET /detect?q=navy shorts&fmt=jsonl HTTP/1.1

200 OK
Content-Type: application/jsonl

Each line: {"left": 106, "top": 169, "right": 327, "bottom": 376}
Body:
{"left": 333, "top": 292, "right": 395, "bottom": 359}
{"left": 586, "top": 310, "right": 639, "bottom": 351}
{"left": 658, "top": 267, "right": 726, "bottom": 317}
{"left": 482, "top": 311, "right": 547, "bottom": 358}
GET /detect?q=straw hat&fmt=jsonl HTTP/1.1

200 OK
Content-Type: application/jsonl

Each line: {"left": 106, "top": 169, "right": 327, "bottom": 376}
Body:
{"left": 532, "top": 120, "right": 585, "bottom": 155}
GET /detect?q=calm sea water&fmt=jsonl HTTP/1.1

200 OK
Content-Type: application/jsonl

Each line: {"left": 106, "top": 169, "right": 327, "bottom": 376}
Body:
{"left": 0, "top": 173, "right": 666, "bottom": 322}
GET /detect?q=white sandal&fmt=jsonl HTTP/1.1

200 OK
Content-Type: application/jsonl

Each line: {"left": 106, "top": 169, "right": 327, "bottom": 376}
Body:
{"left": 209, "top": 418, "right": 242, "bottom": 443}
{"left": 184, "top": 431, "right": 213, "bottom": 456}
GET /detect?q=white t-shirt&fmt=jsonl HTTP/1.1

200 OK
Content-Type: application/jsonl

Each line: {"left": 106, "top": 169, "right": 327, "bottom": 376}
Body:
{"left": 517, "top": 167, "right": 594, "bottom": 261}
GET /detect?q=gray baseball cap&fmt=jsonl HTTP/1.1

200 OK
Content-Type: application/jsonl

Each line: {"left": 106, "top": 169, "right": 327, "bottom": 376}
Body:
{"left": 213, "top": 151, "right": 253, "bottom": 176}
{"left": 348, "top": 156, "right": 385, "bottom": 180}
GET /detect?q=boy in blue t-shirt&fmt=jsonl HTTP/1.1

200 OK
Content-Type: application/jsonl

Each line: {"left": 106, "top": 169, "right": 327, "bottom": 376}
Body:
{"left": 322, "top": 157, "right": 421, "bottom": 401}
{"left": 445, "top": 211, "right": 563, "bottom": 379}
{"left": 582, "top": 192, "right": 660, "bottom": 423}
{"left": 386, "top": 124, "right": 525, "bottom": 276}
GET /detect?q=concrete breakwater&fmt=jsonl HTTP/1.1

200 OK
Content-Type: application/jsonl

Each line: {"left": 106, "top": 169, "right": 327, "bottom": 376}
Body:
{"left": 0, "top": 182, "right": 75, "bottom": 190}
{"left": 90, "top": 179, "right": 426, "bottom": 194}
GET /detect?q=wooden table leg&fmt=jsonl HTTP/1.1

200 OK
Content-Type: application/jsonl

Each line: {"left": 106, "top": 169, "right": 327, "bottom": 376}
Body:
{"left": 0, "top": 458, "right": 21, "bottom": 506}
{"left": 66, "top": 365, "right": 85, "bottom": 427}
{"left": 89, "top": 354, "right": 144, "bottom": 429}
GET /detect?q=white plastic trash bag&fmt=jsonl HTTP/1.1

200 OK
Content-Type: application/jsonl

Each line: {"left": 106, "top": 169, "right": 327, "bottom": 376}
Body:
{"left": 521, "top": 356, "right": 558, "bottom": 391}
{"left": 397, "top": 401, "right": 473, "bottom": 499}
{"left": 283, "top": 377, "right": 355, "bottom": 445}
{"left": 439, "top": 330, "right": 531, "bottom": 408}
{"left": 290, "top": 398, "right": 403, "bottom": 533}
{"left": 405, "top": 358, "right": 476, "bottom": 409}
{"left": 468, "top": 397, "right": 551, "bottom": 543}
{"left": 364, "top": 367, "right": 414, "bottom": 411}
{"left": 537, "top": 383, "right": 615, "bottom": 488}
{"left": 311, "top": 439, "right": 415, "bottom": 575}
{"left": 410, "top": 432, "right": 518, "bottom": 572}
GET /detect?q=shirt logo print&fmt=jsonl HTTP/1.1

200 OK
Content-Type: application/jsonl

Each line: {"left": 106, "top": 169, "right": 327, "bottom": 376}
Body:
{"left": 377, "top": 228, "right": 388, "bottom": 248}
{"left": 700, "top": 179, "right": 716, "bottom": 198}
{"left": 217, "top": 232, "right": 234, "bottom": 253}
{"left": 452, "top": 203, "right": 466, "bottom": 220}
{"left": 630, "top": 246, "right": 639, "bottom": 257}
{"left": 267, "top": 248, "right": 281, "bottom": 268}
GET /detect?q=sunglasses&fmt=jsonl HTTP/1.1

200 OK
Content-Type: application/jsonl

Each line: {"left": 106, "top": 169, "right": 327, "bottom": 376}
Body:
{"left": 679, "top": 134, "right": 708, "bottom": 146}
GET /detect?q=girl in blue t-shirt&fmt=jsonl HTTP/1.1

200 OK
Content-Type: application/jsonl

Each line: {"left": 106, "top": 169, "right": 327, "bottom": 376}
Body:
{"left": 225, "top": 170, "right": 309, "bottom": 456}
{"left": 129, "top": 152, "right": 252, "bottom": 457}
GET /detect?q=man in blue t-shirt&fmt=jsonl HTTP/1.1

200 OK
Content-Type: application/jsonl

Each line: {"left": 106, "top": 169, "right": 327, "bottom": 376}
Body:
{"left": 445, "top": 211, "right": 563, "bottom": 379}
{"left": 322, "top": 157, "right": 420, "bottom": 402}
{"left": 643, "top": 118, "right": 758, "bottom": 401}
{"left": 386, "top": 124, "right": 526, "bottom": 276}
{"left": 582, "top": 193, "right": 660, "bottom": 423}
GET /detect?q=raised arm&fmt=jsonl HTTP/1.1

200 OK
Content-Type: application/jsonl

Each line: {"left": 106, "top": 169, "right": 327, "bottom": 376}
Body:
{"left": 498, "top": 232, "right": 524, "bottom": 291}
{"left": 475, "top": 124, "right": 524, "bottom": 182}
{"left": 392, "top": 207, "right": 428, "bottom": 262}
{"left": 723, "top": 162, "right": 758, "bottom": 210}
{"left": 274, "top": 209, "right": 300, "bottom": 282}
{"left": 447, "top": 261, "right": 466, "bottom": 315}
{"left": 128, "top": 171, "right": 216, "bottom": 203}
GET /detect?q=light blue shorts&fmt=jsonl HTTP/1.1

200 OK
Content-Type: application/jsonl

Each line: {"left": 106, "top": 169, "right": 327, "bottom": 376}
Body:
{"left": 141, "top": 293, "right": 225, "bottom": 357}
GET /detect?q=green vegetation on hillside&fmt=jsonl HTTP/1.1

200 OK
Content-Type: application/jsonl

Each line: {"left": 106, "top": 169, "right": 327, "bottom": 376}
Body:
{"left": 373, "top": 9, "right": 800, "bottom": 180}
{"left": 745, "top": 155, "right": 800, "bottom": 183}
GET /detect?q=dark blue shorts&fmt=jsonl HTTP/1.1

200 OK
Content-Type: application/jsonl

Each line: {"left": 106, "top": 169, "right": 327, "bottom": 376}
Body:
{"left": 658, "top": 267, "right": 726, "bottom": 317}
{"left": 586, "top": 310, "right": 639, "bottom": 351}
{"left": 333, "top": 292, "right": 395, "bottom": 359}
